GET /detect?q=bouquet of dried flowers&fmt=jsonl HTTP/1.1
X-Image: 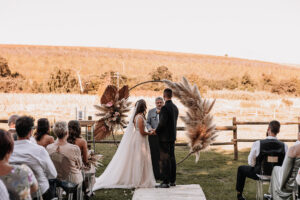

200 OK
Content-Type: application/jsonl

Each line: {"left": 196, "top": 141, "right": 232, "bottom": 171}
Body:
{"left": 94, "top": 85, "right": 132, "bottom": 141}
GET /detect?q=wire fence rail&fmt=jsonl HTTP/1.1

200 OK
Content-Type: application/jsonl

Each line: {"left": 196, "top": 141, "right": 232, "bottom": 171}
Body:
{"left": 1, "top": 117, "right": 300, "bottom": 160}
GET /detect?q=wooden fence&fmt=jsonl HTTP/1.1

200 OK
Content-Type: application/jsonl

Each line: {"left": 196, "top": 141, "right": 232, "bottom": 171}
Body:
{"left": 1, "top": 117, "right": 300, "bottom": 160}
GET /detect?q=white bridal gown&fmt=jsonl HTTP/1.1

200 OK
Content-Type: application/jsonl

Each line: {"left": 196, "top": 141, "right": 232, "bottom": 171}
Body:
{"left": 93, "top": 114, "right": 156, "bottom": 190}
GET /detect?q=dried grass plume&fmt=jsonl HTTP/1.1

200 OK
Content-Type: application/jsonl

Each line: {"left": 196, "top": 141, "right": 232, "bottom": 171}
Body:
{"left": 164, "top": 77, "right": 217, "bottom": 163}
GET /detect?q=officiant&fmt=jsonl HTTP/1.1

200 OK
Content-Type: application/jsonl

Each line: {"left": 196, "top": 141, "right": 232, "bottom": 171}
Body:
{"left": 146, "top": 97, "right": 164, "bottom": 180}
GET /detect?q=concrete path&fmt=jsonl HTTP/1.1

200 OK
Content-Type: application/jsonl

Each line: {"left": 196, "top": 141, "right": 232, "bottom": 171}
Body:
{"left": 132, "top": 184, "right": 206, "bottom": 200}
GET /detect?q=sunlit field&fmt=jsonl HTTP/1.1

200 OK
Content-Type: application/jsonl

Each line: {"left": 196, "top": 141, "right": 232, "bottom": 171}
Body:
{"left": 1, "top": 92, "right": 299, "bottom": 150}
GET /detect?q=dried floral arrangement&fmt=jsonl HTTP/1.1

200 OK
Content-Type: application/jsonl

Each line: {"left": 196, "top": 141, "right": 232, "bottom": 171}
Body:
{"left": 164, "top": 77, "right": 217, "bottom": 164}
{"left": 94, "top": 77, "right": 217, "bottom": 164}
{"left": 94, "top": 85, "right": 132, "bottom": 141}
{"left": 83, "top": 150, "right": 104, "bottom": 170}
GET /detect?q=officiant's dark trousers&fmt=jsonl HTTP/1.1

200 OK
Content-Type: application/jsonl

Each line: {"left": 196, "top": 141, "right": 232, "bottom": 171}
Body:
{"left": 149, "top": 135, "right": 161, "bottom": 180}
{"left": 159, "top": 142, "right": 176, "bottom": 184}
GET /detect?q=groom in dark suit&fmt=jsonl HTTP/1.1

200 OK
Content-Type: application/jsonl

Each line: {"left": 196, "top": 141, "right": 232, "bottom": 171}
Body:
{"left": 153, "top": 88, "right": 179, "bottom": 188}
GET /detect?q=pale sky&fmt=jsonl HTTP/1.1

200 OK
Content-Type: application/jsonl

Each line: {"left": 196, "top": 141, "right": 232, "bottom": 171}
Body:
{"left": 0, "top": 0, "right": 300, "bottom": 64}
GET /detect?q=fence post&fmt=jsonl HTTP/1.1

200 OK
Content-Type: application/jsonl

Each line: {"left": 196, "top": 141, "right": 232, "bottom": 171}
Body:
{"left": 233, "top": 117, "right": 238, "bottom": 160}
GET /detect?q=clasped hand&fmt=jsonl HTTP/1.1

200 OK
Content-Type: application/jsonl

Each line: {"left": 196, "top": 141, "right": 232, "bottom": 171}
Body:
{"left": 149, "top": 129, "right": 156, "bottom": 135}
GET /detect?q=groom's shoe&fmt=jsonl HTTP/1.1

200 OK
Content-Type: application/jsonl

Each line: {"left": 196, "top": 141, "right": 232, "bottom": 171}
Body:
{"left": 237, "top": 193, "right": 246, "bottom": 200}
{"left": 170, "top": 182, "right": 176, "bottom": 187}
{"left": 155, "top": 183, "right": 170, "bottom": 188}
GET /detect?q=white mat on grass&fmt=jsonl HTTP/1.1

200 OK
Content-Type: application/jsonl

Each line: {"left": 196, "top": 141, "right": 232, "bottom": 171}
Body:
{"left": 132, "top": 184, "right": 206, "bottom": 200}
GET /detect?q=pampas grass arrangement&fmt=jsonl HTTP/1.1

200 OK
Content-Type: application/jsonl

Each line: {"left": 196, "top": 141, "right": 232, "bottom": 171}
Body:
{"left": 164, "top": 77, "right": 217, "bottom": 164}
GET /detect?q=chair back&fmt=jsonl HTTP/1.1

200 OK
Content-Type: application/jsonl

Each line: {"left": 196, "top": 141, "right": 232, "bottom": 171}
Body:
{"left": 50, "top": 151, "right": 72, "bottom": 181}
{"left": 260, "top": 155, "right": 282, "bottom": 175}
{"left": 255, "top": 139, "right": 285, "bottom": 176}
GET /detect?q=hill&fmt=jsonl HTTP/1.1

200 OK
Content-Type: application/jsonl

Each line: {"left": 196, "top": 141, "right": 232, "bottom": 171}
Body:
{"left": 0, "top": 44, "right": 300, "bottom": 95}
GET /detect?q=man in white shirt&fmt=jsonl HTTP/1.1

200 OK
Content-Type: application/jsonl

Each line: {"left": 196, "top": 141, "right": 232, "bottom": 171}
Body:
{"left": 0, "top": 179, "right": 9, "bottom": 200}
{"left": 235, "top": 120, "right": 288, "bottom": 200}
{"left": 9, "top": 116, "right": 57, "bottom": 200}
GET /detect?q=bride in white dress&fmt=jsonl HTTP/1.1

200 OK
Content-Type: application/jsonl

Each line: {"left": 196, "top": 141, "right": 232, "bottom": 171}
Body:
{"left": 93, "top": 99, "right": 156, "bottom": 191}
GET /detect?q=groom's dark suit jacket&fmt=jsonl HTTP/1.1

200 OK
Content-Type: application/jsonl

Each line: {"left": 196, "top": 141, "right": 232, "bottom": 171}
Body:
{"left": 156, "top": 100, "right": 179, "bottom": 142}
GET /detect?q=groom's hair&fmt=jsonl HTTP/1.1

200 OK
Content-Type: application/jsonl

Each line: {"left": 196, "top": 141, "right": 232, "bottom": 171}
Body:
{"left": 163, "top": 88, "right": 173, "bottom": 99}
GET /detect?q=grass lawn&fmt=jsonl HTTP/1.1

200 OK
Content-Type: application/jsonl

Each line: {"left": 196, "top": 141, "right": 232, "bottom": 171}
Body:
{"left": 91, "top": 138, "right": 262, "bottom": 200}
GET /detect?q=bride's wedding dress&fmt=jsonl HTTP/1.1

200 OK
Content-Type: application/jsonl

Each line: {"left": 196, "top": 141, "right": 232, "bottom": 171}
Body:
{"left": 93, "top": 110, "right": 156, "bottom": 191}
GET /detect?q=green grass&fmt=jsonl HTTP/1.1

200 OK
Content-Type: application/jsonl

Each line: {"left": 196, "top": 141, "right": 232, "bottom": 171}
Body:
{"left": 91, "top": 139, "right": 263, "bottom": 200}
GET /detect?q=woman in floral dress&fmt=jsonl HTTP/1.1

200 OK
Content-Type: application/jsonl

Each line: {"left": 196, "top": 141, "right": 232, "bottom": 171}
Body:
{"left": 0, "top": 129, "right": 38, "bottom": 200}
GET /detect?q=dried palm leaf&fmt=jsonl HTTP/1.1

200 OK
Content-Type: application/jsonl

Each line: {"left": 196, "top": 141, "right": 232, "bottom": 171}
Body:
{"left": 100, "top": 85, "right": 118, "bottom": 104}
{"left": 94, "top": 85, "right": 132, "bottom": 141}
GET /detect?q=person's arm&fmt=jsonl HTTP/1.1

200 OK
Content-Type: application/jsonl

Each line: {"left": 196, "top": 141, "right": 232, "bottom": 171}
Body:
{"left": 248, "top": 141, "right": 259, "bottom": 167}
{"left": 74, "top": 146, "right": 83, "bottom": 169}
{"left": 155, "top": 106, "right": 168, "bottom": 135}
{"left": 49, "top": 136, "right": 55, "bottom": 145}
{"left": 40, "top": 148, "right": 57, "bottom": 179}
{"left": 284, "top": 143, "right": 288, "bottom": 153}
{"left": 146, "top": 110, "right": 153, "bottom": 131}
{"left": 81, "top": 139, "right": 89, "bottom": 165}
{"left": 280, "top": 147, "right": 295, "bottom": 192}
{"left": 137, "top": 116, "right": 152, "bottom": 136}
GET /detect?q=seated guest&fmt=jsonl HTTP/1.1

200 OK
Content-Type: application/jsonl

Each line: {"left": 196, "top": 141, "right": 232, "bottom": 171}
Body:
{"left": 68, "top": 120, "right": 88, "bottom": 166}
{"left": 68, "top": 120, "right": 96, "bottom": 196}
{"left": 295, "top": 131, "right": 300, "bottom": 145}
{"left": 0, "top": 179, "right": 9, "bottom": 200}
{"left": 296, "top": 168, "right": 300, "bottom": 185}
{"left": 35, "top": 118, "right": 54, "bottom": 148}
{"left": 47, "top": 121, "right": 83, "bottom": 184}
{"left": 9, "top": 116, "right": 57, "bottom": 200}
{"left": 236, "top": 120, "right": 288, "bottom": 200}
{"left": 268, "top": 143, "right": 300, "bottom": 200}
{"left": 7, "top": 114, "right": 19, "bottom": 140}
{"left": 0, "top": 129, "right": 38, "bottom": 200}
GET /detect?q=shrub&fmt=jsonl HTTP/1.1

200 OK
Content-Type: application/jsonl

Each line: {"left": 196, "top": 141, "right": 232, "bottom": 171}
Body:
{"left": 240, "top": 73, "right": 257, "bottom": 91}
{"left": 149, "top": 66, "right": 173, "bottom": 91}
{"left": 47, "top": 68, "right": 79, "bottom": 93}
{"left": 150, "top": 66, "right": 173, "bottom": 81}
{"left": 271, "top": 78, "right": 300, "bottom": 96}
{"left": 223, "top": 77, "right": 239, "bottom": 90}
{"left": 0, "top": 56, "right": 22, "bottom": 78}
{"left": 261, "top": 73, "right": 274, "bottom": 90}
{"left": 30, "top": 81, "right": 44, "bottom": 93}
{"left": 0, "top": 56, "right": 12, "bottom": 77}
{"left": 185, "top": 74, "right": 207, "bottom": 94}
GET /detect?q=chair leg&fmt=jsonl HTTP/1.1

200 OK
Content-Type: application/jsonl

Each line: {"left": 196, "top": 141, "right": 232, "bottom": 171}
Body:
{"left": 256, "top": 180, "right": 263, "bottom": 200}
{"left": 77, "top": 184, "right": 83, "bottom": 200}
{"left": 57, "top": 188, "right": 63, "bottom": 200}
{"left": 88, "top": 176, "right": 92, "bottom": 196}
{"left": 68, "top": 192, "right": 74, "bottom": 200}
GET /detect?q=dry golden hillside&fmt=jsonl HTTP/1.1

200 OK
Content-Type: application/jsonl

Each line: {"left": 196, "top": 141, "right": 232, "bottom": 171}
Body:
{"left": 1, "top": 44, "right": 299, "bottom": 81}
{"left": 1, "top": 44, "right": 300, "bottom": 96}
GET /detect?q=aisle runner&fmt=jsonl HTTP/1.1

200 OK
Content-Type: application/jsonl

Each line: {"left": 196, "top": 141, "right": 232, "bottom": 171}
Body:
{"left": 132, "top": 184, "right": 206, "bottom": 200}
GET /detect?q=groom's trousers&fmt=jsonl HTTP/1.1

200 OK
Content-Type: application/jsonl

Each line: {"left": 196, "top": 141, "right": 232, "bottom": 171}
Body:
{"left": 159, "top": 142, "right": 176, "bottom": 184}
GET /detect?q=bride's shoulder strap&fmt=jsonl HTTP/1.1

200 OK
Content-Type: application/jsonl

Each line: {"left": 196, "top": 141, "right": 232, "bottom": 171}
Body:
{"left": 134, "top": 114, "right": 144, "bottom": 124}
